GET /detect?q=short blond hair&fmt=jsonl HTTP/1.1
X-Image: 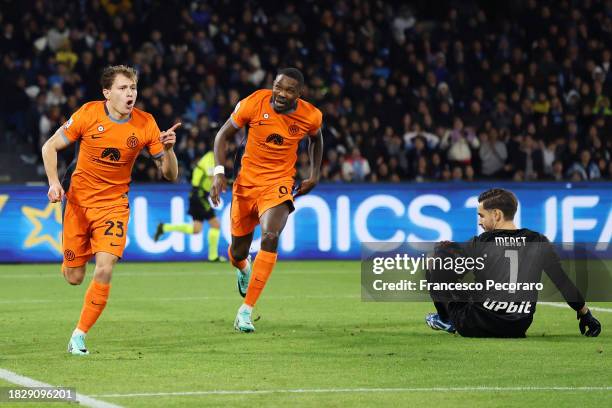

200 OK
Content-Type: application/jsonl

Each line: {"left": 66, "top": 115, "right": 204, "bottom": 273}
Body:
{"left": 100, "top": 65, "right": 138, "bottom": 90}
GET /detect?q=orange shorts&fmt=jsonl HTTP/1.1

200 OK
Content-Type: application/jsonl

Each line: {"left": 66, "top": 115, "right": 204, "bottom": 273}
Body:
{"left": 230, "top": 179, "right": 295, "bottom": 237}
{"left": 62, "top": 200, "right": 130, "bottom": 267}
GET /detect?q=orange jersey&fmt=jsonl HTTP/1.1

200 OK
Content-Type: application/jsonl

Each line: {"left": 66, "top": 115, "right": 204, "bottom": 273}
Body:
{"left": 230, "top": 89, "right": 323, "bottom": 186}
{"left": 61, "top": 101, "right": 164, "bottom": 207}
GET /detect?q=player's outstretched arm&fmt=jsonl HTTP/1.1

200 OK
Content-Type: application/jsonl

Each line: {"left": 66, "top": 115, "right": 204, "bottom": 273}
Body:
{"left": 155, "top": 122, "right": 181, "bottom": 181}
{"left": 542, "top": 241, "right": 601, "bottom": 337}
{"left": 41, "top": 128, "right": 73, "bottom": 202}
{"left": 210, "top": 118, "right": 239, "bottom": 206}
{"left": 294, "top": 128, "right": 323, "bottom": 198}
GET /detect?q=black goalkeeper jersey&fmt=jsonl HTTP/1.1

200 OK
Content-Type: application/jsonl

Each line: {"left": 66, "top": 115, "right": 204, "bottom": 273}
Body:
{"left": 467, "top": 228, "right": 585, "bottom": 321}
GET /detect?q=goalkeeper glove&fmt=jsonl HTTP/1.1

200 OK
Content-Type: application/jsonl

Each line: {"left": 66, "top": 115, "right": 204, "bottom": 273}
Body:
{"left": 577, "top": 309, "right": 601, "bottom": 337}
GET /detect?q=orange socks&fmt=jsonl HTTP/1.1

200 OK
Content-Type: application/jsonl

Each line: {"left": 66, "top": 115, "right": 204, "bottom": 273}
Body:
{"left": 77, "top": 280, "right": 111, "bottom": 333}
{"left": 228, "top": 247, "right": 247, "bottom": 270}
{"left": 244, "top": 250, "right": 277, "bottom": 307}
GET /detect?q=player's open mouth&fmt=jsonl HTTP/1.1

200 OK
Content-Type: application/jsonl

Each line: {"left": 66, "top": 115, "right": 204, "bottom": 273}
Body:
{"left": 126, "top": 100, "right": 134, "bottom": 109}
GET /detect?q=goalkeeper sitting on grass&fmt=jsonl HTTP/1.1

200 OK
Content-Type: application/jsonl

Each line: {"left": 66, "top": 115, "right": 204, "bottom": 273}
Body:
{"left": 426, "top": 188, "right": 601, "bottom": 338}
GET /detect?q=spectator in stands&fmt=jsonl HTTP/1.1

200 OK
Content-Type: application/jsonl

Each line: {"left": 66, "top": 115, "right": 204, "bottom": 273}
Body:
{"left": 321, "top": 149, "right": 342, "bottom": 182}
{"left": 406, "top": 135, "right": 429, "bottom": 179}
{"left": 342, "top": 147, "right": 371, "bottom": 182}
{"left": 515, "top": 135, "right": 544, "bottom": 180}
{"left": 440, "top": 118, "right": 480, "bottom": 166}
{"left": 479, "top": 129, "right": 508, "bottom": 178}
{"left": 567, "top": 150, "right": 601, "bottom": 180}
{"left": 549, "top": 160, "right": 565, "bottom": 181}
{"left": 464, "top": 165, "right": 476, "bottom": 182}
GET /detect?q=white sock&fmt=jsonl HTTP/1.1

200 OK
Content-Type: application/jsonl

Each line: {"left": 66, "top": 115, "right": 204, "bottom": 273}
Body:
{"left": 72, "top": 328, "right": 86, "bottom": 337}
{"left": 239, "top": 304, "right": 253, "bottom": 314}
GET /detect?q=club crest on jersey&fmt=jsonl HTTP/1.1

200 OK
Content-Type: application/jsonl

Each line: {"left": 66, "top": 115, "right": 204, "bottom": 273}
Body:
{"left": 101, "top": 147, "right": 121, "bottom": 161}
{"left": 97, "top": 125, "right": 105, "bottom": 132}
{"left": 64, "top": 249, "right": 75, "bottom": 261}
{"left": 266, "top": 133, "right": 284, "bottom": 146}
{"left": 127, "top": 134, "right": 139, "bottom": 149}
{"left": 289, "top": 124, "right": 300, "bottom": 135}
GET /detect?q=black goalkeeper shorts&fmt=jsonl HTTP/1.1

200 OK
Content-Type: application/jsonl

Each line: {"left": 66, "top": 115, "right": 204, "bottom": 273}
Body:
{"left": 427, "top": 265, "right": 532, "bottom": 338}
{"left": 445, "top": 302, "right": 533, "bottom": 338}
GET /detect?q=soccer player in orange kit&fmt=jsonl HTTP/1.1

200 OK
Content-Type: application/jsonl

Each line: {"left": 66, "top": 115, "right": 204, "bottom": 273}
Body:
{"left": 210, "top": 68, "right": 324, "bottom": 332}
{"left": 41, "top": 65, "right": 180, "bottom": 354}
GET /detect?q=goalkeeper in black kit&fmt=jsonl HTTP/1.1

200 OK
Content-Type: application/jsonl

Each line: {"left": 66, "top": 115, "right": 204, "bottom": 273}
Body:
{"left": 425, "top": 188, "right": 601, "bottom": 338}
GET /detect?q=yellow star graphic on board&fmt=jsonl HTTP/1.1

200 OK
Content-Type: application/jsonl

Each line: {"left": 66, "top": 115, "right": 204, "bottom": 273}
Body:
{"left": 0, "top": 195, "right": 8, "bottom": 212}
{"left": 22, "top": 202, "right": 62, "bottom": 254}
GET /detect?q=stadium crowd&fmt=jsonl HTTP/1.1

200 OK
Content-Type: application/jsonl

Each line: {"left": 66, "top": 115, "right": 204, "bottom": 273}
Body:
{"left": 0, "top": 0, "right": 611, "bottom": 183}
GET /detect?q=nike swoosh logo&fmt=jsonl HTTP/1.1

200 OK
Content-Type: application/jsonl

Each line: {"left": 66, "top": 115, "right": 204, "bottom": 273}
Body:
{"left": 110, "top": 243, "right": 120, "bottom": 247}
{"left": 91, "top": 301, "right": 103, "bottom": 306}
{"left": 92, "top": 135, "right": 102, "bottom": 139}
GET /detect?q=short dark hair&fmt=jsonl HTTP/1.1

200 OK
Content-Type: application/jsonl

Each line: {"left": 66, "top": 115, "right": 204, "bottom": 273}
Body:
{"left": 478, "top": 188, "right": 518, "bottom": 220}
{"left": 101, "top": 65, "right": 138, "bottom": 90}
{"left": 277, "top": 67, "right": 304, "bottom": 87}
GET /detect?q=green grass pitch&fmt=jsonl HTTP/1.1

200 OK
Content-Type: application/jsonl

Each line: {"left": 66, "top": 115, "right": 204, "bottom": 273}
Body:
{"left": 0, "top": 261, "right": 610, "bottom": 407}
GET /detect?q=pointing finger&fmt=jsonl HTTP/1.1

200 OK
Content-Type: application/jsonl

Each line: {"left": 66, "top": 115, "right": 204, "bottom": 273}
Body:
{"left": 167, "top": 122, "right": 182, "bottom": 132}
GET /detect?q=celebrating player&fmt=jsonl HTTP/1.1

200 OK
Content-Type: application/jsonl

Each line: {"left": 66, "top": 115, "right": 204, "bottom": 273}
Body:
{"left": 154, "top": 150, "right": 225, "bottom": 262}
{"left": 41, "top": 65, "right": 180, "bottom": 355}
{"left": 210, "top": 68, "right": 323, "bottom": 332}
{"left": 426, "top": 188, "right": 601, "bottom": 338}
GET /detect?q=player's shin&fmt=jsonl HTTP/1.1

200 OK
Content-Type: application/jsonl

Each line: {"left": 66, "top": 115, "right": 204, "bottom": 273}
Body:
{"left": 243, "top": 250, "right": 277, "bottom": 307}
{"left": 76, "top": 280, "right": 111, "bottom": 333}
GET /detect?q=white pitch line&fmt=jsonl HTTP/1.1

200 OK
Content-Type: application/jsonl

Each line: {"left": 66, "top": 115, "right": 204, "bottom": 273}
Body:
{"left": 539, "top": 302, "right": 612, "bottom": 313}
{"left": 0, "top": 368, "right": 123, "bottom": 408}
{"left": 93, "top": 386, "right": 612, "bottom": 398}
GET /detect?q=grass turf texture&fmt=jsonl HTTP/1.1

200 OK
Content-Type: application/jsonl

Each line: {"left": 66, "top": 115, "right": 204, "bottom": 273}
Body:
{"left": 0, "top": 261, "right": 610, "bottom": 408}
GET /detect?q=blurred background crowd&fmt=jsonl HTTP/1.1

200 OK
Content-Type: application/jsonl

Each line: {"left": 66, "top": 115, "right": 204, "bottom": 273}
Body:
{"left": 0, "top": 0, "right": 611, "bottom": 183}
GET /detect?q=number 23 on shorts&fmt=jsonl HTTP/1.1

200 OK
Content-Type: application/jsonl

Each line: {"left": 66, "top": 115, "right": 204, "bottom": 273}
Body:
{"left": 92, "top": 206, "right": 129, "bottom": 256}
